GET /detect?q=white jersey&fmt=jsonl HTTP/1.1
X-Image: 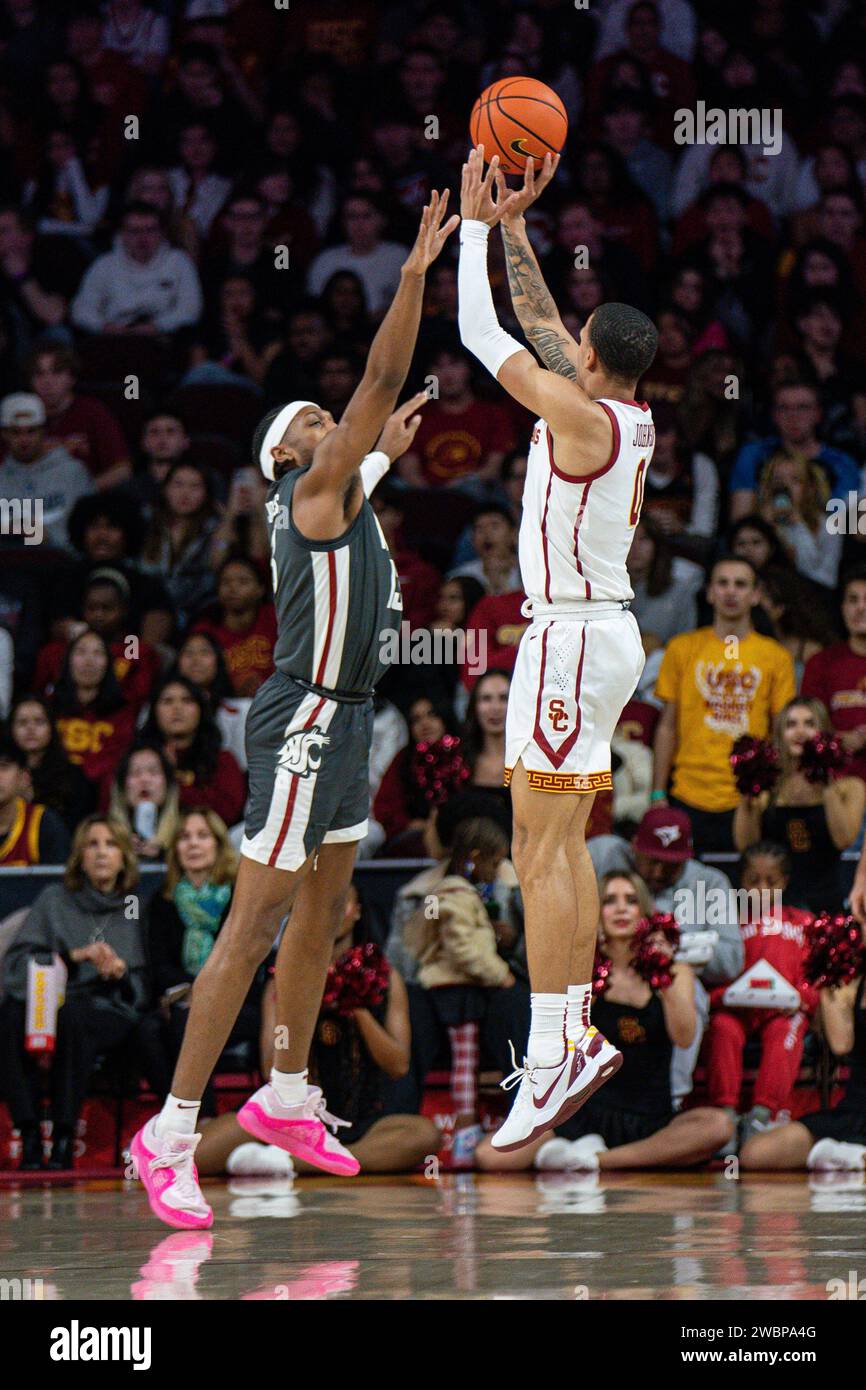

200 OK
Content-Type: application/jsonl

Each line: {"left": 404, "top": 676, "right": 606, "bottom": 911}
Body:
{"left": 518, "top": 398, "right": 656, "bottom": 607}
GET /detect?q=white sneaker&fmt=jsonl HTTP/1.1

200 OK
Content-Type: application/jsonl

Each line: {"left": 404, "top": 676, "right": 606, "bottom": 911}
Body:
{"left": 491, "top": 1027, "right": 622, "bottom": 1153}
{"left": 807, "top": 1137, "right": 866, "bottom": 1171}
{"left": 534, "top": 1171, "right": 606, "bottom": 1215}
{"left": 226, "top": 1141, "right": 295, "bottom": 1178}
{"left": 534, "top": 1132, "right": 607, "bottom": 1172}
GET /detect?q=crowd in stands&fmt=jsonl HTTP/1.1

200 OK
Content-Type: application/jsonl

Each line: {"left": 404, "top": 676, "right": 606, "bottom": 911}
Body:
{"left": 1, "top": 0, "right": 866, "bottom": 1177}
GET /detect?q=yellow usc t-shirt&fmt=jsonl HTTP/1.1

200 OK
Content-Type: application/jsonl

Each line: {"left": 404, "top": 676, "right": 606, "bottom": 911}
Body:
{"left": 655, "top": 627, "right": 796, "bottom": 812}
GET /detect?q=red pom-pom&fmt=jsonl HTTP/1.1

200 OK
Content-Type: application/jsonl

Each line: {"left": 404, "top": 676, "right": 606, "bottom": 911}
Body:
{"left": 321, "top": 943, "right": 391, "bottom": 1016}
{"left": 730, "top": 735, "right": 780, "bottom": 798}
{"left": 803, "top": 911, "right": 864, "bottom": 989}
{"left": 592, "top": 947, "right": 612, "bottom": 995}
{"left": 799, "top": 733, "right": 850, "bottom": 785}
{"left": 411, "top": 734, "right": 471, "bottom": 806}
{"left": 631, "top": 913, "right": 681, "bottom": 990}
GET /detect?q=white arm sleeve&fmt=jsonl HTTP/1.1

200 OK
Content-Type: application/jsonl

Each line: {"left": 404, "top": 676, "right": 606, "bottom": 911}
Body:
{"left": 360, "top": 450, "right": 391, "bottom": 497}
{"left": 458, "top": 219, "right": 524, "bottom": 380}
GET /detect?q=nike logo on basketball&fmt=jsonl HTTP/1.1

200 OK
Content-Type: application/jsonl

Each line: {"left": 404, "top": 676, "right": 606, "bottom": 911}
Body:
{"left": 277, "top": 725, "right": 330, "bottom": 777}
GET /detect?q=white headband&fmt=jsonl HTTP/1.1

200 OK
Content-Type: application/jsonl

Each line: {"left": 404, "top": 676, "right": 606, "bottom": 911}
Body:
{"left": 258, "top": 400, "right": 316, "bottom": 481}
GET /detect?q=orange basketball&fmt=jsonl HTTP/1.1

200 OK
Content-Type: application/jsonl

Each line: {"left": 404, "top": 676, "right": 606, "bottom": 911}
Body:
{"left": 469, "top": 77, "right": 568, "bottom": 175}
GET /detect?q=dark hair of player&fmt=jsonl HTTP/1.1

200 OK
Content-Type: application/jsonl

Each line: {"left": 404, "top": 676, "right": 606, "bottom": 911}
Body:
{"left": 588, "top": 302, "right": 658, "bottom": 382}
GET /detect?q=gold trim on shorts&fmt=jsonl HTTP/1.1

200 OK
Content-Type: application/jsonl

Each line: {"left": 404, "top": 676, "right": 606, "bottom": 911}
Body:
{"left": 503, "top": 768, "right": 612, "bottom": 794}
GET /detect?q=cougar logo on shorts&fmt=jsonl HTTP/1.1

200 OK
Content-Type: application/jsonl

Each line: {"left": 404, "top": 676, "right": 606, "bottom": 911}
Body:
{"left": 277, "top": 725, "right": 330, "bottom": 777}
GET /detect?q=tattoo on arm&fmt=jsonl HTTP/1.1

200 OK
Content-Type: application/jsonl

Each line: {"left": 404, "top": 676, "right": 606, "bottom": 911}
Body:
{"left": 502, "top": 223, "right": 576, "bottom": 380}
{"left": 525, "top": 324, "right": 577, "bottom": 381}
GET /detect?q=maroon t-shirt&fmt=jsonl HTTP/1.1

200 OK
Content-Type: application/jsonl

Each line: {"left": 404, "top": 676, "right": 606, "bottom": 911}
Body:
{"left": 801, "top": 642, "right": 866, "bottom": 781}
{"left": 43, "top": 397, "right": 130, "bottom": 479}
{"left": 412, "top": 401, "right": 516, "bottom": 486}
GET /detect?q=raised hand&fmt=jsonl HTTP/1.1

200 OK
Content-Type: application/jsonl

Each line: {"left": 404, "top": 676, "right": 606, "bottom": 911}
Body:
{"left": 461, "top": 146, "right": 513, "bottom": 226}
{"left": 494, "top": 151, "right": 560, "bottom": 224}
{"left": 376, "top": 390, "right": 429, "bottom": 461}
{"left": 403, "top": 189, "right": 460, "bottom": 275}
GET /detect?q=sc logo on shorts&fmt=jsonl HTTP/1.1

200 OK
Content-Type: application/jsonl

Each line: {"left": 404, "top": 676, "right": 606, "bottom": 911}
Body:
{"left": 277, "top": 725, "right": 330, "bottom": 777}
{"left": 548, "top": 699, "right": 570, "bottom": 733}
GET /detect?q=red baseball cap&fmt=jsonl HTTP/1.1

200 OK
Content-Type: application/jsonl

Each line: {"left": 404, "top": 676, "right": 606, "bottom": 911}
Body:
{"left": 632, "top": 806, "right": 694, "bottom": 862}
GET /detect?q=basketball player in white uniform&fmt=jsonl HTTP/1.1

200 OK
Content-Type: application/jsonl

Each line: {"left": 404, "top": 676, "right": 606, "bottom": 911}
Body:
{"left": 458, "top": 148, "right": 658, "bottom": 1151}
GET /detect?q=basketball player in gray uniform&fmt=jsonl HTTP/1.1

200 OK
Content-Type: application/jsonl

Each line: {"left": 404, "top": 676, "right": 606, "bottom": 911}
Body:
{"left": 132, "top": 191, "right": 459, "bottom": 1229}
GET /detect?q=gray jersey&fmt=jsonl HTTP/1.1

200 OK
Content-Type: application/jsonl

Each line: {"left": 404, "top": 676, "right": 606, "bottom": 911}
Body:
{"left": 266, "top": 466, "right": 401, "bottom": 695}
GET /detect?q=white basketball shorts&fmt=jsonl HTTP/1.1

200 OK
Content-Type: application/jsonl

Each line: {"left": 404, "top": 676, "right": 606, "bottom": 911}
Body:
{"left": 504, "top": 607, "right": 645, "bottom": 793}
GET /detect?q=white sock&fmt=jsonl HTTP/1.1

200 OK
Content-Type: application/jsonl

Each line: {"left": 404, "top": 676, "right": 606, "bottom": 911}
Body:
{"left": 156, "top": 1093, "right": 200, "bottom": 1137}
{"left": 269, "top": 1066, "right": 308, "bottom": 1107}
{"left": 527, "top": 993, "right": 568, "bottom": 1066}
{"left": 565, "top": 983, "right": 592, "bottom": 1042}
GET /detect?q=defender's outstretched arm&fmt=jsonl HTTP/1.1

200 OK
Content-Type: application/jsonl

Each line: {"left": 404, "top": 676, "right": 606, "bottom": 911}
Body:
{"left": 301, "top": 190, "right": 458, "bottom": 500}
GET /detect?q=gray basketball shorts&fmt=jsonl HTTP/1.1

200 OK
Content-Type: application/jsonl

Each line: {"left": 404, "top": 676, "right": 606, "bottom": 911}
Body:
{"left": 241, "top": 670, "right": 373, "bottom": 871}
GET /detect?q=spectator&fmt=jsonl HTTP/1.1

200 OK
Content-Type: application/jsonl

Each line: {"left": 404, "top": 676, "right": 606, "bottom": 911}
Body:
{"left": 107, "top": 743, "right": 180, "bottom": 862}
{"left": 173, "top": 629, "right": 249, "bottom": 772}
{"left": 51, "top": 628, "right": 136, "bottom": 784}
{"left": 140, "top": 676, "right": 246, "bottom": 828}
{"left": 626, "top": 518, "right": 702, "bottom": 649}
{"left": 33, "top": 568, "right": 162, "bottom": 714}
{"left": 139, "top": 460, "right": 221, "bottom": 631}
{"left": 461, "top": 588, "right": 529, "bottom": 691}
{"left": 740, "top": 955, "right": 866, "bottom": 1172}
{"left": 403, "top": 815, "right": 515, "bottom": 1166}
{"left": 0, "top": 735, "right": 70, "bottom": 864}
{"left": 463, "top": 668, "right": 510, "bottom": 795}
{"left": 70, "top": 201, "right": 203, "bottom": 336}
{"left": 373, "top": 695, "right": 461, "bottom": 854}
{"left": 734, "top": 698, "right": 865, "bottom": 912}
{"left": 101, "top": 0, "right": 170, "bottom": 76}
{"left": 0, "top": 392, "right": 92, "bottom": 550}
{"left": 167, "top": 119, "right": 232, "bottom": 245}
{"left": 0, "top": 206, "right": 70, "bottom": 349}
{"left": 729, "top": 381, "right": 859, "bottom": 521}
{"left": 756, "top": 448, "right": 843, "bottom": 590}
{"left": 728, "top": 515, "right": 790, "bottom": 576}
{"left": 705, "top": 842, "right": 819, "bottom": 1145}
{"left": 0, "top": 815, "right": 149, "bottom": 1170}
{"left": 191, "top": 556, "right": 276, "bottom": 698}
{"left": 398, "top": 346, "right": 516, "bottom": 489}
{"left": 22, "top": 126, "right": 109, "bottom": 242}
{"left": 188, "top": 274, "right": 283, "bottom": 387}
{"left": 204, "top": 192, "right": 298, "bottom": 310}
{"left": 145, "top": 807, "right": 251, "bottom": 1115}
{"left": 653, "top": 557, "right": 796, "bottom": 855}
{"left": 449, "top": 504, "right": 521, "bottom": 595}
{"left": 319, "top": 270, "right": 374, "bottom": 357}
{"left": 55, "top": 491, "right": 173, "bottom": 646}
{"left": 756, "top": 566, "right": 833, "bottom": 680}
{"left": 477, "top": 870, "right": 732, "bottom": 1173}
{"left": 368, "top": 485, "right": 442, "bottom": 631}
{"left": 8, "top": 696, "right": 94, "bottom": 831}
{"left": 307, "top": 192, "right": 409, "bottom": 318}
{"left": 27, "top": 343, "right": 131, "bottom": 491}
{"left": 802, "top": 567, "right": 866, "bottom": 781}
{"left": 263, "top": 303, "right": 331, "bottom": 407}
{"left": 126, "top": 413, "right": 191, "bottom": 519}
{"left": 640, "top": 410, "right": 719, "bottom": 553}
{"left": 588, "top": 803, "right": 743, "bottom": 1106}
{"left": 600, "top": 92, "right": 672, "bottom": 224}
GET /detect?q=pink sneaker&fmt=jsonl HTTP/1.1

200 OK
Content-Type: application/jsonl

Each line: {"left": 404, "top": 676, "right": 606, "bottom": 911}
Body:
{"left": 237, "top": 1083, "right": 360, "bottom": 1176}
{"left": 129, "top": 1117, "right": 213, "bottom": 1230}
